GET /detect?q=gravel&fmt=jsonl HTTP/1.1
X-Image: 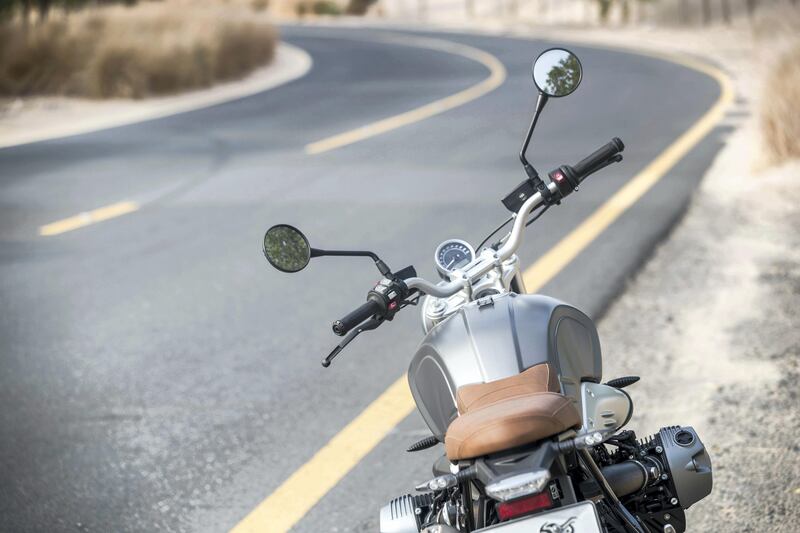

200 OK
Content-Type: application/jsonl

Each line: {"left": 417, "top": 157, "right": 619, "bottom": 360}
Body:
{"left": 598, "top": 119, "right": 800, "bottom": 531}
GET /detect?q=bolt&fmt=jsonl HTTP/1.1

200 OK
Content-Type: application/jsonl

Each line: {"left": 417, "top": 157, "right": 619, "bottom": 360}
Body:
{"left": 415, "top": 508, "right": 422, "bottom": 515}
{"left": 661, "top": 473, "right": 669, "bottom": 481}
{"left": 655, "top": 446, "right": 663, "bottom": 453}
{"left": 664, "top": 514, "right": 671, "bottom": 520}
{"left": 670, "top": 497, "right": 679, "bottom": 505}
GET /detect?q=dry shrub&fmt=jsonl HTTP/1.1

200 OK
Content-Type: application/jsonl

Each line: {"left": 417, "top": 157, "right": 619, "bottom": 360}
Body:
{"left": 345, "top": 0, "right": 374, "bottom": 15}
{"left": 760, "top": 42, "right": 800, "bottom": 164}
{"left": 0, "top": 20, "right": 88, "bottom": 95}
{"left": 0, "top": 2, "right": 277, "bottom": 99}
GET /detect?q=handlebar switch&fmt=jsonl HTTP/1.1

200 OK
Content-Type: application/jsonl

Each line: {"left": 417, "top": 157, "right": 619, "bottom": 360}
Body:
{"left": 369, "top": 277, "right": 409, "bottom": 321}
{"left": 549, "top": 165, "right": 580, "bottom": 199}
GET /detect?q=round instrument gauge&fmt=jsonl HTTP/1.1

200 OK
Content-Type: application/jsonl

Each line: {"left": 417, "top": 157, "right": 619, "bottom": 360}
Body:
{"left": 435, "top": 239, "right": 475, "bottom": 278}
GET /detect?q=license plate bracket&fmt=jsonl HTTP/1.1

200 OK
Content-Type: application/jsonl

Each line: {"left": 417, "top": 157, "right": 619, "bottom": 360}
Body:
{"left": 477, "top": 501, "right": 602, "bottom": 532}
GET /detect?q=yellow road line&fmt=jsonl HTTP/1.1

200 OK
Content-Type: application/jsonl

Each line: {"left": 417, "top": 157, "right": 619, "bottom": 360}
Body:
{"left": 39, "top": 201, "right": 140, "bottom": 236}
{"left": 232, "top": 36, "right": 507, "bottom": 532}
{"left": 231, "top": 46, "right": 734, "bottom": 533}
{"left": 522, "top": 54, "right": 734, "bottom": 289}
{"left": 229, "top": 376, "right": 415, "bottom": 533}
{"left": 305, "top": 36, "right": 507, "bottom": 155}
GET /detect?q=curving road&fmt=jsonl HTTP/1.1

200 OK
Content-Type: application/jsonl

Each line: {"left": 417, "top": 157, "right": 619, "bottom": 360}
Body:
{"left": 0, "top": 26, "right": 730, "bottom": 532}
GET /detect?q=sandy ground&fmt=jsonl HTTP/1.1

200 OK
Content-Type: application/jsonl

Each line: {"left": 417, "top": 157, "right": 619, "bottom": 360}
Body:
{"left": 0, "top": 43, "right": 311, "bottom": 149}
{"left": 600, "top": 118, "right": 800, "bottom": 531}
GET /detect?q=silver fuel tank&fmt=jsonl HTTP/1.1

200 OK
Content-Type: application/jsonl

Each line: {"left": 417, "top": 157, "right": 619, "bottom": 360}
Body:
{"left": 407, "top": 293, "right": 602, "bottom": 441}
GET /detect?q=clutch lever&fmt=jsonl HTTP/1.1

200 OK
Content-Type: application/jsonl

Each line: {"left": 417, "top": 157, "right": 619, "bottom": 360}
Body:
{"left": 321, "top": 316, "right": 384, "bottom": 368}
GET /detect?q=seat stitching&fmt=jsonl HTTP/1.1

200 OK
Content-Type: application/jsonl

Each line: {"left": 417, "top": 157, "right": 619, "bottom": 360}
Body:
{"left": 467, "top": 391, "right": 568, "bottom": 411}
{"left": 451, "top": 414, "right": 562, "bottom": 458}
{"left": 452, "top": 412, "right": 564, "bottom": 444}
{"left": 460, "top": 382, "right": 544, "bottom": 410}
{"left": 447, "top": 397, "right": 577, "bottom": 457}
{"left": 459, "top": 365, "right": 551, "bottom": 411}
{"left": 462, "top": 388, "right": 543, "bottom": 411}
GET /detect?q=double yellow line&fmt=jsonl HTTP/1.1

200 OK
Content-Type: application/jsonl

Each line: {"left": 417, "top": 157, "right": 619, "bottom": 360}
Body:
{"left": 230, "top": 39, "right": 734, "bottom": 533}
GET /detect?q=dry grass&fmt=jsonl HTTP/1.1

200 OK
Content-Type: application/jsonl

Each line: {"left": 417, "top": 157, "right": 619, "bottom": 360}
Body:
{"left": 760, "top": 43, "right": 800, "bottom": 164}
{"left": 0, "top": 2, "right": 277, "bottom": 99}
{"left": 755, "top": 7, "right": 800, "bottom": 164}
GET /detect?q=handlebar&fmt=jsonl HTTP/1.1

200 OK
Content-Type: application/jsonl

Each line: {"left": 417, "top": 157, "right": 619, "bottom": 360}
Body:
{"left": 327, "top": 137, "right": 625, "bottom": 348}
{"left": 572, "top": 137, "right": 625, "bottom": 182}
{"left": 333, "top": 297, "right": 383, "bottom": 336}
{"left": 403, "top": 138, "right": 624, "bottom": 301}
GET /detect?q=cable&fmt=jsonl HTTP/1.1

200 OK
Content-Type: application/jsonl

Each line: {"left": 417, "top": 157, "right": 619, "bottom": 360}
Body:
{"left": 477, "top": 204, "right": 551, "bottom": 253}
{"left": 525, "top": 204, "right": 550, "bottom": 228}
{"left": 476, "top": 215, "right": 513, "bottom": 252}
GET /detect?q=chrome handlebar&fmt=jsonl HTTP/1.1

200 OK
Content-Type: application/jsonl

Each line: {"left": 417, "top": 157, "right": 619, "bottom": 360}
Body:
{"left": 404, "top": 181, "right": 559, "bottom": 299}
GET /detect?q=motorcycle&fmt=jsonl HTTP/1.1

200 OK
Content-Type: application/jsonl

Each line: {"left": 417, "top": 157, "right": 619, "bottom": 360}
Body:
{"left": 262, "top": 48, "right": 712, "bottom": 533}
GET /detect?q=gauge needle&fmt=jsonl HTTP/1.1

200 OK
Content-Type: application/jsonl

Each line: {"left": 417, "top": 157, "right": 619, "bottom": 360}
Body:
{"left": 447, "top": 258, "right": 456, "bottom": 268}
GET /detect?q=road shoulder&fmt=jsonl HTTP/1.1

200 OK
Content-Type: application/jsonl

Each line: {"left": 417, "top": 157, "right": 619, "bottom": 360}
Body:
{"left": 539, "top": 23, "right": 800, "bottom": 529}
{"left": 599, "top": 117, "right": 800, "bottom": 531}
{"left": 0, "top": 42, "right": 312, "bottom": 150}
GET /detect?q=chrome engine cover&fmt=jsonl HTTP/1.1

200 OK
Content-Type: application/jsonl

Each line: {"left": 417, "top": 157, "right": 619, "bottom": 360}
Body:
{"left": 379, "top": 495, "right": 420, "bottom": 533}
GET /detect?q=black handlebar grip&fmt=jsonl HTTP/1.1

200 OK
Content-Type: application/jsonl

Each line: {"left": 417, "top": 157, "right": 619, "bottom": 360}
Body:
{"left": 572, "top": 137, "right": 625, "bottom": 182}
{"left": 332, "top": 298, "right": 383, "bottom": 336}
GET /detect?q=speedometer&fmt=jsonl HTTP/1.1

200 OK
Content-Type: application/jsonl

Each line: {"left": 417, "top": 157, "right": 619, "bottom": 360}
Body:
{"left": 435, "top": 239, "right": 475, "bottom": 278}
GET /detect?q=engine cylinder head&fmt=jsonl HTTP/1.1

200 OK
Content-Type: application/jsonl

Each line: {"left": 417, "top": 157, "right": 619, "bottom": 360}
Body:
{"left": 379, "top": 494, "right": 433, "bottom": 533}
{"left": 658, "top": 426, "right": 712, "bottom": 508}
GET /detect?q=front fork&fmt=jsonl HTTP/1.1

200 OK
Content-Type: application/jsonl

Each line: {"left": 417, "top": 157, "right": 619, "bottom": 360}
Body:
{"left": 510, "top": 271, "right": 527, "bottom": 295}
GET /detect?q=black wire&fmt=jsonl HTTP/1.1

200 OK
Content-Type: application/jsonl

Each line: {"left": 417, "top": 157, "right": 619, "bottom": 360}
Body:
{"left": 476, "top": 215, "right": 513, "bottom": 252}
{"left": 476, "top": 204, "right": 552, "bottom": 253}
{"left": 525, "top": 204, "right": 550, "bottom": 228}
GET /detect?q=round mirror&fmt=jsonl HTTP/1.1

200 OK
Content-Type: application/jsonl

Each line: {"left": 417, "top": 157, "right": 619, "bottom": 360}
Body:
{"left": 532, "top": 48, "right": 583, "bottom": 98}
{"left": 263, "top": 224, "right": 311, "bottom": 273}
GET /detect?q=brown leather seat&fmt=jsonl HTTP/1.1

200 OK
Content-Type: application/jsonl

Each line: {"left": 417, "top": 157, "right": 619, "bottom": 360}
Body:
{"left": 444, "top": 363, "right": 581, "bottom": 461}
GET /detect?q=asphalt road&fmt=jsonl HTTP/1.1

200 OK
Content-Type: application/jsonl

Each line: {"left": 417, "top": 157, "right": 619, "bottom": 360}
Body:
{"left": 0, "top": 26, "right": 728, "bottom": 533}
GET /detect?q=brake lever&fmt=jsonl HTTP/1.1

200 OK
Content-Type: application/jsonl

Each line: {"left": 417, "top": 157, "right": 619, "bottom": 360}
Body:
{"left": 321, "top": 316, "right": 384, "bottom": 368}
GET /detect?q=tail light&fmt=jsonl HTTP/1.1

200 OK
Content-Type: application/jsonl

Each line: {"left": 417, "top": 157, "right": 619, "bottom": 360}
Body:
{"left": 496, "top": 491, "right": 553, "bottom": 521}
{"left": 485, "top": 470, "right": 551, "bottom": 501}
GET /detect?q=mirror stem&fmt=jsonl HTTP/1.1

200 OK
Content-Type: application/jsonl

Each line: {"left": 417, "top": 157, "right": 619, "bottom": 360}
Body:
{"left": 519, "top": 92, "right": 549, "bottom": 180}
{"left": 310, "top": 248, "right": 392, "bottom": 277}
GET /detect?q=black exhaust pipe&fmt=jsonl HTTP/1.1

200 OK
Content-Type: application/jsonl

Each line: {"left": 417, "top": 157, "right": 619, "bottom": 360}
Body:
{"left": 602, "top": 461, "right": 649, "bottom": 497}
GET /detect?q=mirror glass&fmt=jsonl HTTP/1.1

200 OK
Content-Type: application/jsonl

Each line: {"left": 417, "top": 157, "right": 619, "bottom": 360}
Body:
{"left": 263, "top": 224, "right": 311, "bottom": 273}
{"left": 532, "top": 48, "right": 582, "bottom": 98}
